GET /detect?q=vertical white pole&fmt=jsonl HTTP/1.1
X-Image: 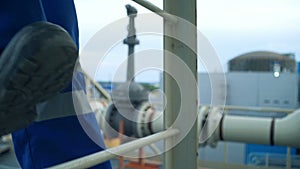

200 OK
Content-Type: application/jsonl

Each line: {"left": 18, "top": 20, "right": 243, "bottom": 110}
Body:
{"left": 164, "top": 0, "right": 198, "bottom": 169}
{"left": 265, "top": 154, "right": 269, "bottom": 167}
{"left": 85, "top": 77, "right": 91, "bottom": 98}
{"left": 224, "top": 143, "right": 228, "bottom": 163}
{"left": 286, "top": 147, "right": 291, "bottom": 169}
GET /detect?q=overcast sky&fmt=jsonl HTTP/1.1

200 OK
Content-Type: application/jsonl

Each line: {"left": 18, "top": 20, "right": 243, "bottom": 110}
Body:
{"left": 74, "top": 0, "right": 300, "bottom": 82}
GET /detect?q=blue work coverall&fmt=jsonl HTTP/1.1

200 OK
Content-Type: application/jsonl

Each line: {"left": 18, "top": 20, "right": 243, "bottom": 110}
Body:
{"left": 0, "top": 0, "right": 111, "bottom": 168}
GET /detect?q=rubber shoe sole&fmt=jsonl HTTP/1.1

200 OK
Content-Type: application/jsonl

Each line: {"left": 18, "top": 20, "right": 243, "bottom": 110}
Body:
{"left": 0, "top": 22, "right": 78, "bottom": 135}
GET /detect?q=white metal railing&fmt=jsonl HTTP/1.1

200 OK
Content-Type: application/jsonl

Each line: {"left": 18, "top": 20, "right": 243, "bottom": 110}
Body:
{"left": 247, "top": 150, "right": 300, "bottom": 169}
{"left": 131, "top": 0, "right": 177, "bottom": 23}
{"left": 201, "top": 105, "right": 295, "bottom": 114}
{"left": 47, "top": 128, "right": 179, "bottom": 169}
{"left": 83, "top": 70, "right": 111, "bottom": 102}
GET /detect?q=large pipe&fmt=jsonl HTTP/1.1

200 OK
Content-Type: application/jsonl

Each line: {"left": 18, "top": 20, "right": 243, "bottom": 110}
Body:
{"left": 102, "top": 102, "right": 163, "bottom": 138}
{"left": 274, "top": 111, "right": 300, "bottom": 147}
{"left": 101, "top": 105, "right": 300, "bottom": 148}
{"left": 221, "top": 116, "right": 273, "bottom": 145}
{"left": 216, "top": 109, "right": 300, "bottom": 148}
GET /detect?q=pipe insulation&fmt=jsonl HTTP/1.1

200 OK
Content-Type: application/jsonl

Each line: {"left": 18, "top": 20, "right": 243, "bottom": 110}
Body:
{"left": 100, "top": 102, "right": 300, "bottom": 148}
{"left": 103, "top": 101, "right": 164, "bottom": 138}
{"left": 221, "top": 116, "right": 273, "bottom": 145}
{"left": 218, "top": 109, "right": 300, "bottom": 148}
{"left": 274, "top": 110, "right": 300, "bottom": 147}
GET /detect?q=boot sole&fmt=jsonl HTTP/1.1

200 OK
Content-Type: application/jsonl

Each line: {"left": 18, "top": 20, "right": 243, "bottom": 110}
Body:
{"left": 0, "top": 22, "right": 78, "bottom": 135}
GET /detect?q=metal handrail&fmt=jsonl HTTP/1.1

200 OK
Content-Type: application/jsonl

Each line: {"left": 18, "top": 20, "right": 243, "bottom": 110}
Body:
{"left": 47, "top": 128, "right": 179, "bottom": 169}
{"left": 131, "top": 0, "right": 177, "bottom": 23}
{"left": 83, "top": 70, "right": 111, "bottom": 102}
{"left": 200, "top": 105, "right": 295, "bottom": 114}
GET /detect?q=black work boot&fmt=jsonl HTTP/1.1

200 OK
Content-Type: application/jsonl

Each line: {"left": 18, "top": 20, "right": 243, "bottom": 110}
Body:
{"left": 0, "top": 22, "right": 78, "bottom": 135}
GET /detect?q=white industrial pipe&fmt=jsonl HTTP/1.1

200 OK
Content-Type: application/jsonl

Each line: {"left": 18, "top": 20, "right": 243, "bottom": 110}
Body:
{"left": 136, "top": 103, "right": 164, "bottom": 137}
{"left": 274, "top": 110, "right": 300, "bottom": 147}
{"left": 216, "top": 109, "right": 300, "bottom": 148}
{"left": 100, "top": 102, "right": 164, "bottom": 138}
{"left": 96, "top": 102, "right": 300, "bottom": 148}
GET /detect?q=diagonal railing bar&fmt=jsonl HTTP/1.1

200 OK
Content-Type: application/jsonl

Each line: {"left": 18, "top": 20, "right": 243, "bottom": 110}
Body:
{"left": 47, "top": 128, "right": 180, "bottom": 169}
{"left": 131, "top": 0, "right": 177, "bottom": 23}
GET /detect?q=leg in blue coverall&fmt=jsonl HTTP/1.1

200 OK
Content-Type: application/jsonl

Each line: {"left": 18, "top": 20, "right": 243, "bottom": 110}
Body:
{"left": 0, "top": 0, "right": 111, "bottom": 168}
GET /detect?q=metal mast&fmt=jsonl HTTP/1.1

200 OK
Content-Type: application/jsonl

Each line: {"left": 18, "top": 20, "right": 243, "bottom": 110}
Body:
{"left": 123, "top": 4, "right": 139, "bottom": 82}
